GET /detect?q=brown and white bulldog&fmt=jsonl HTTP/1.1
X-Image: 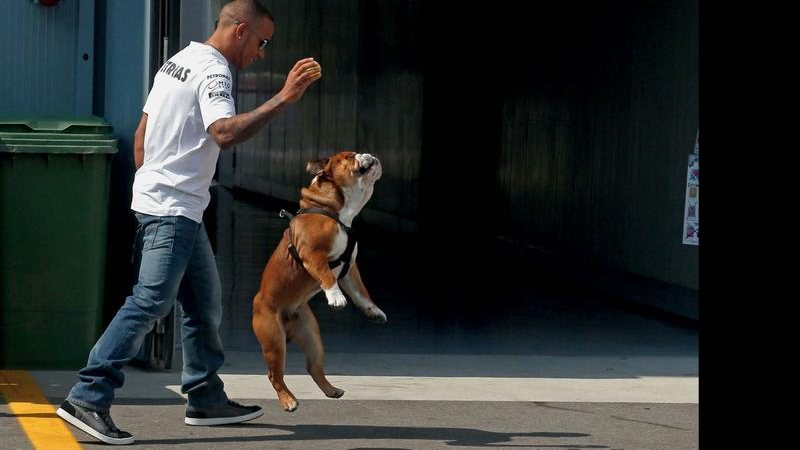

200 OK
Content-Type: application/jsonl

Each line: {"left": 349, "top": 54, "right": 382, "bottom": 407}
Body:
{"left": 252, "top": 151, "right": 387, "bottom": 412}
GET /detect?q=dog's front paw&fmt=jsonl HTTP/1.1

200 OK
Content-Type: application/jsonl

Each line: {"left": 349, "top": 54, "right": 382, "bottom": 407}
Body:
{"left": 325, "top": 289, "right": 348, "bottom": 310}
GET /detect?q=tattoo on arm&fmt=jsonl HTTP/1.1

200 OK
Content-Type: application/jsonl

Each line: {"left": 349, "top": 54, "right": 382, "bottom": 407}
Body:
{"left": 215, "top": 95, "right": 286, "bottom": 148}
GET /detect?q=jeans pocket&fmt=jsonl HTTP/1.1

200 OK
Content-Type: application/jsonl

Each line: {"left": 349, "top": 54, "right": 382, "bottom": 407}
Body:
{"left": 143, "top": 217, "right": 176, "bottom": 252}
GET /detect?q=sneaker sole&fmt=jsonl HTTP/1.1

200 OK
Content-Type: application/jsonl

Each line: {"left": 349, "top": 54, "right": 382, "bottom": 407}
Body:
{"left": 56, "top": 407, "right": 134, "bottom": 445}
{"left": 184, "top": 408, "right": 264, "bottom": 426}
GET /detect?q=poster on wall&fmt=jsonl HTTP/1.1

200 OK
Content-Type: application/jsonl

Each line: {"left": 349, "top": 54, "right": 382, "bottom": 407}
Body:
{"left": 682, "top": 132, "right": 699, "bottom": 245}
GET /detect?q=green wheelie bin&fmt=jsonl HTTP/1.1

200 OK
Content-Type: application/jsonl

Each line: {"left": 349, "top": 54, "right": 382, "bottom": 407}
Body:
{"left": 0, "top": 116, "right": 118, "bottom": 369}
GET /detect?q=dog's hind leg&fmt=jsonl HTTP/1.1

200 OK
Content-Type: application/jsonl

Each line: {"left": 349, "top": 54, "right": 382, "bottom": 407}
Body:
{"left": 252, "top": 297, "right": 299, "bottom": 412}
{"left": 340, "top": 262, "right": 387, "bottom": 323}
{"left": 285, "top": 303, "right": 345, "bottom": 399}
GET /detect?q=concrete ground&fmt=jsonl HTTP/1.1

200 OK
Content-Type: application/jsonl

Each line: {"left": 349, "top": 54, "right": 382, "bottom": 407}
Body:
{"left": 1, "top": 290, "right": 698, "bottom": 449}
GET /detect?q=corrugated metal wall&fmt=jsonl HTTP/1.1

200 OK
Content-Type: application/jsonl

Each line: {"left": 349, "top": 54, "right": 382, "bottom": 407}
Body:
{"left": 496, "top": 0, "right": 699, "bottom": 289}
{"left": 221, "top": 0, "right": 422, "bottom": 232}
{"left": 216, "top": 0, "right": 698, "bottom": 291}
{"left": 0, "top": 0, "right": 95, "bottom": 115}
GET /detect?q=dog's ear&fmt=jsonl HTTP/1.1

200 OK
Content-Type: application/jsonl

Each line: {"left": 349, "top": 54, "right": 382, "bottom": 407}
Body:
{"left": 306, "top": 157, "right": 329, "bottom": 176}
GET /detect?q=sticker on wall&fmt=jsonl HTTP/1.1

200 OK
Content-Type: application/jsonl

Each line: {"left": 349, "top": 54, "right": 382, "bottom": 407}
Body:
{"left": 682, "top": 131, "right": 699, "bottom": 245}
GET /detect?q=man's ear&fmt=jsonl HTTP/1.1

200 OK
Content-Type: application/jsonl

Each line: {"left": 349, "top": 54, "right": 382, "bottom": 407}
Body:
{"left": 306, "top": 157, "right": 329, "bottom": 176}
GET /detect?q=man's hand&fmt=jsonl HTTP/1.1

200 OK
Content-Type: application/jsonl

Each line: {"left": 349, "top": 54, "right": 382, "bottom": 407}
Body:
{"left": 277, "top": 58, "right": 322, "bottom": 104}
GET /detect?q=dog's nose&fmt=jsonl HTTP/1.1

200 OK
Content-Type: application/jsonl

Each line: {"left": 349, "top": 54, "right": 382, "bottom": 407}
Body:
{"left": 356, "top": 153, "right": 378, "bottom": 170}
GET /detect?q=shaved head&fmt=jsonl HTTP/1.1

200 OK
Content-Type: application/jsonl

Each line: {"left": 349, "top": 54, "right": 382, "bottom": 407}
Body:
{"left": 217, "top": 0, "right": 274, "bottom": 28}
{"left": 207, "top": 0, "right": 276, "bottom": 70}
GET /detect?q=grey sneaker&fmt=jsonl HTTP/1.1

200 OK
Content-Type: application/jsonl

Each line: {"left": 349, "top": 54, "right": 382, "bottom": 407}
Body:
{"left": 185, "top": 400, "right": 264, "bottom": 426}
{"left": 56, "top": 400, "right": 134, "bottom": 445}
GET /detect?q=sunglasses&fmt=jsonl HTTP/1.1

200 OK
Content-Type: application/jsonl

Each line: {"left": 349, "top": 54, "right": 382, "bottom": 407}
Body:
{"left": 234, "top": 20, "right": 270, "bottom": 51}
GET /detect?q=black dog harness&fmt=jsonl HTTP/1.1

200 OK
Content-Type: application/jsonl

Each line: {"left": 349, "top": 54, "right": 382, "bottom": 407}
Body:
{"left": 280, "top": 208, "right": 357, "bottom": 279}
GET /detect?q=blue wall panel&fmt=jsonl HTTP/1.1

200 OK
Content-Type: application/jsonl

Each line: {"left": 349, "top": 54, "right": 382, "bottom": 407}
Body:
{"left": 0, "top": 0, "right": 94, "bottom": 115}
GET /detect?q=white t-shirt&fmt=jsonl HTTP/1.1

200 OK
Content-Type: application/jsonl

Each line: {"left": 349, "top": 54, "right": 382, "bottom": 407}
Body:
{"left": 132, "top": 41, "right": 236, "bottom": 223}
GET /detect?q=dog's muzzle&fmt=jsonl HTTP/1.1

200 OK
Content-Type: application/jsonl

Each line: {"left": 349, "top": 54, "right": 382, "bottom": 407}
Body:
{"left": 356, "top": 154, "right": 380, "bottom": 175}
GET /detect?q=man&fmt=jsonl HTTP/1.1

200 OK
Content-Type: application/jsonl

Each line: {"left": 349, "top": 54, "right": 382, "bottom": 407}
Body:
{"left": 56, "top": 0, "right": 321, "bottom": 445}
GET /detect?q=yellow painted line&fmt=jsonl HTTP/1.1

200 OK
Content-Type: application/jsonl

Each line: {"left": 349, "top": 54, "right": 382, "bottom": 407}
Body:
{"left": 0, "top": 370, "right": 82, "bottom": 449}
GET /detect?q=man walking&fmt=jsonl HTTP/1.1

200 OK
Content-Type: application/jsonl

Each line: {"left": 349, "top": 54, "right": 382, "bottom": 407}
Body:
{"left": 57, "top": 0, "right": 321, "bottom": 444}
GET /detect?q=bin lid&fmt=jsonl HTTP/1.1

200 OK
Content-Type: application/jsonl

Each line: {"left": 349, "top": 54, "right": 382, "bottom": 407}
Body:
{"left": 0, "top": 137, "right": 117, "bottom": 146}
{"left": 0, "top": 115, "right": 114, "bottom": 135}
{"left": 0, "top": 132, "right": 115, "bottom": 141}
{"left": 0, "top": 143, "right": 118, "bottom": 154}
{"left": 0, "top": 115, "right": 117, "bottom": 154}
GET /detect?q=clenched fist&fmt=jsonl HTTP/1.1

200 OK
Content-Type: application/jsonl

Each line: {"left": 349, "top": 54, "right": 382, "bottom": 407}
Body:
{"left": 278, "top": 58, "right": 322, "bottom": 104}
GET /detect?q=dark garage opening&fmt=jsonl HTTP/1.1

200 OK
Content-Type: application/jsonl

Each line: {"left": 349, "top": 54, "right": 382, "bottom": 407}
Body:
{"left": 203, "top": 0, "right": 699, "bottom": 353}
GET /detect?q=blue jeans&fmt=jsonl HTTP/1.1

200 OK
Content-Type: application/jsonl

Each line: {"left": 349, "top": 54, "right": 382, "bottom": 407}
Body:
{"left": 67, "top": 213, "right": 228, "bottom": 412}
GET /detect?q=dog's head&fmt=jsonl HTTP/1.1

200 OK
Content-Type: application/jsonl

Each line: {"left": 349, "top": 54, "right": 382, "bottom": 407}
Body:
{"left": 306, "top": 151, "right": 382, "bottom": 188}
{"left": 302, "top": 151, "right": 382, "bottom": 220}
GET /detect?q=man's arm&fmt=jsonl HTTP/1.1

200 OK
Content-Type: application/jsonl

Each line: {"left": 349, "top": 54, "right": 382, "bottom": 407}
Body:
{"left": 208, "top": 58, "right": 321, "bottom": 149}
{"left": 208, "top": 95, "right": 287, "bottom": 149}
{"left": 134, "top": 113, "right": 147, "bottom": 170}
